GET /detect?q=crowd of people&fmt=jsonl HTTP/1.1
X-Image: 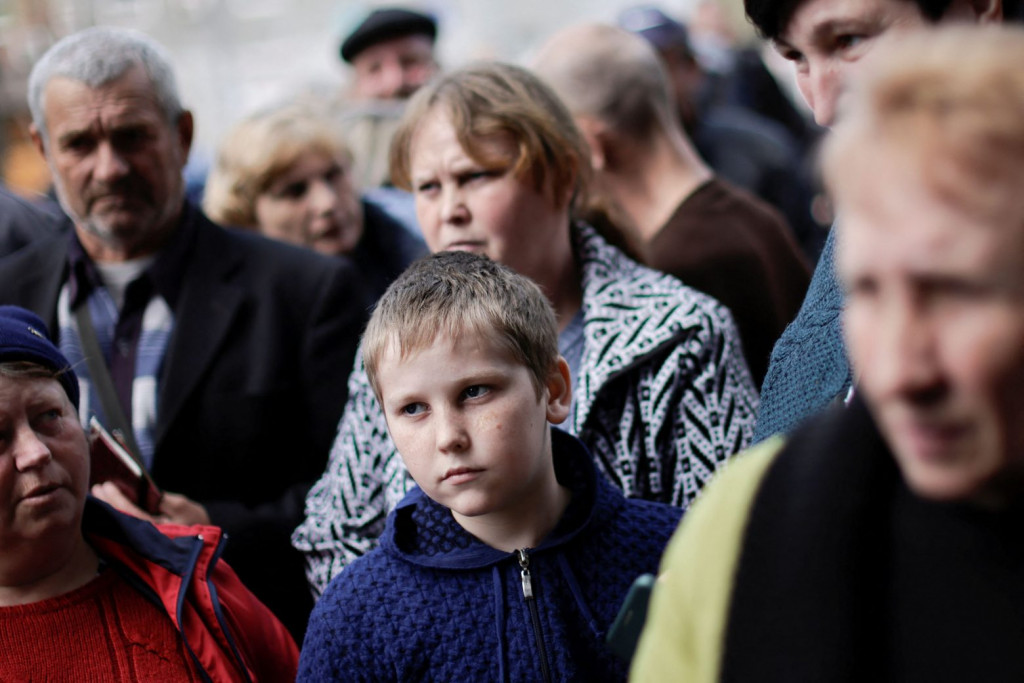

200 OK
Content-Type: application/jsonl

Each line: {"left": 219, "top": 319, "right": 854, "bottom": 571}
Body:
{"left": 1, "top": 0, "right": 1023, "bottom": 680}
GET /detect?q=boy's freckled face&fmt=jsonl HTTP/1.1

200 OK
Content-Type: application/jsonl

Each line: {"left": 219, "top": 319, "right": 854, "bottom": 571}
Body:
{"left": 377, "top": 332, "right": 565, "bottom": 522}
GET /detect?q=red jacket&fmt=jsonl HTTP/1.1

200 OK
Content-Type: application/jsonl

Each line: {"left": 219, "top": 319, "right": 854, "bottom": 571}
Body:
{"left": 84, "top": 497, "right": 299, "bottom": 681}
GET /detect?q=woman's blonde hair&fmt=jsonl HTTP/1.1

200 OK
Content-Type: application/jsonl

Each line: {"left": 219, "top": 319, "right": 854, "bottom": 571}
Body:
{"left": 388, "top": 61, "right": 591, "bottom": 213}
{"left": 204, "top": 102, "right": 353, "bottom": 227}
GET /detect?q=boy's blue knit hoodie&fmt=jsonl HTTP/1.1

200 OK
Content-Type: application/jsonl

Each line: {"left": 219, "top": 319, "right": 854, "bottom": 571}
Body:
{"left": 298, "top": 429, "right": 682, "bottom": 682}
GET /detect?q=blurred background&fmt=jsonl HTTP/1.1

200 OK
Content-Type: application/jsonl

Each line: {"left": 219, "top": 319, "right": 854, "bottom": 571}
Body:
{"left": 0, "top": 0, "right": 799, "bottom": 197}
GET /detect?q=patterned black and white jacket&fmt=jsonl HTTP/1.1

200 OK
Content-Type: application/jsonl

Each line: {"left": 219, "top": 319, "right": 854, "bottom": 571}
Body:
{"left": 293, "top": 224, "right": 759, "bottom": 595}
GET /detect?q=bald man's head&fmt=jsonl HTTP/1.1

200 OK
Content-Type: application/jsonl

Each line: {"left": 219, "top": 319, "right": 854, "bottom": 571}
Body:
{"left": 532, "top": 23, "right": 677, "bottom": 143}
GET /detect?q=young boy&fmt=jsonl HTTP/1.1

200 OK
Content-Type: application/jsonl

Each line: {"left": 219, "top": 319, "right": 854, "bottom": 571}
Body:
{"left": 298, "top": 251, "right": 683, "bottom": 681}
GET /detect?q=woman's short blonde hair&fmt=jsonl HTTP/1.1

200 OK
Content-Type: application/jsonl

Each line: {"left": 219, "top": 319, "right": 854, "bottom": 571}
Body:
{"left": 204, "top": 103, "right": 353, "bottom": 227}
{"left": 822, "top": 25, "right": 1024, "bottom": 223}
{"left": 388, "top": 61, "right": 591, "bottom": 213}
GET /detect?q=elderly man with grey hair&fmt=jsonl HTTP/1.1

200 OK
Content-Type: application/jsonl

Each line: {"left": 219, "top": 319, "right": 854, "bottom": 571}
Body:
{"left": 0, "top": 26, "right": 367, "bottom": 639}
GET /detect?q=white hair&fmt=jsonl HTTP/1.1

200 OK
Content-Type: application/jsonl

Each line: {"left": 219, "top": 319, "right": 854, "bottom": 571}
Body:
{"left": 28, "top": 26, "right": 183, "bottom": 142}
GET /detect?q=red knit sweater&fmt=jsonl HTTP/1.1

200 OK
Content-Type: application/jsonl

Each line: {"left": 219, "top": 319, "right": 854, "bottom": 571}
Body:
{"left": 0, "top": 569, "right": 199, "bottom": 681}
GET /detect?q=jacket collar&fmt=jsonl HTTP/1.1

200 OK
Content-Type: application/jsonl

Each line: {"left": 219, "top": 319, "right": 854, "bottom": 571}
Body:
{"left": 572, "top": 222, "right": 707, "bottom": 429}
{"left": 82, "top": 496, "right": 217, "bottom": 577}
{"left": 381, "top": 430, "right": 623, "bottom": 570}
{"left": 65, "top": 202, "right": 197, "bottom": 311}
{"left": 0, "top": 205, "right": 246, "bottom": 454}
{"left": 153, "top": 209, "right": 247, "bottom": 445}
{"left": 81, "top": 497, "right": 253, "bottom": 682}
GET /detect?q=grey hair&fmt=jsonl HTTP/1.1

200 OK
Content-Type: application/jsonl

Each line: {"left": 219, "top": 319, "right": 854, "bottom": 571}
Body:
{"left": 28, "top": 26, "right": 183, "bottom": 142}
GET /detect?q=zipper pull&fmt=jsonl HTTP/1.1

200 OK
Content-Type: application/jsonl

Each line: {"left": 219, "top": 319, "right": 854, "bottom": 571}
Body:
{"left": 516, "top": 548, "right": 534, "bottom": 600}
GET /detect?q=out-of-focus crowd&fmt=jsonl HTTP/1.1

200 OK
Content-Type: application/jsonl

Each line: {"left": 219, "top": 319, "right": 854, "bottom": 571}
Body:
{"left": 1, "top": 1, "right": 1023, "bottom": 680}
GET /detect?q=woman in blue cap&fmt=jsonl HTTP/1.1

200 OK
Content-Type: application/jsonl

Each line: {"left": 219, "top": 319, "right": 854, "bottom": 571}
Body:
{"left": 0, "top": 306, "right": 298, "bottom": 681}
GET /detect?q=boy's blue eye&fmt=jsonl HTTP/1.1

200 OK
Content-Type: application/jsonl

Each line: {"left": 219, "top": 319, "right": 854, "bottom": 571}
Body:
{"left": 461, "top": 385, "right": 489, "bottom": 400}
{"left": 401, "top": 403, "right": 426, "bottom": 417}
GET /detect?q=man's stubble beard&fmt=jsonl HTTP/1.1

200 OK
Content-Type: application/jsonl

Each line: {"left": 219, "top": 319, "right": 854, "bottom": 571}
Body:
{"left": 48, "top": 162, "right": 181, "bottom": 258}
{"left": 50, "top": 169, "right": 118, "bottom": 244}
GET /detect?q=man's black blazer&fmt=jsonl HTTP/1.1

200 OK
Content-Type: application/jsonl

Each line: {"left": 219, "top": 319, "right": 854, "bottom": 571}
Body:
{"left": 0, "top": 184, "right": 65, "bottom": 258}
{"left": 0, "top": 204, "right": 368, "bottom": 636}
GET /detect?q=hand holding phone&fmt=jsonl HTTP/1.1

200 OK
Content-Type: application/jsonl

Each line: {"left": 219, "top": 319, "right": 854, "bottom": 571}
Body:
{"left": 88, "top": 417, "right": 163, "bottom": 514}
{"left": 606, "top": 573, "right": 656, "bottom": 662}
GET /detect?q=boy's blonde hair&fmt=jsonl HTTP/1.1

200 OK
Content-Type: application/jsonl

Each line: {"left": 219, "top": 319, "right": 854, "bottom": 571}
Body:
{"left": 822, "top": 25, "right": 1024, "bottom": 224}
{"left": 204, "top": 102, "right": 354, "bottom": 227}
{"left": 388, "top": 61, "right": 591, "bottom": 213}
{"left": 363, "top": 251, "right": 560, "bottom": 402}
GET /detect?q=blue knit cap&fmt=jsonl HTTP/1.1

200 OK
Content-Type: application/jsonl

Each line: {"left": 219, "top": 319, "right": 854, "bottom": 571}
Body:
{"left": 618, "top": 6, "right": 692, "bottom": 54}
{"left": 0, "top": 306, "right": 80, "bottom": 409}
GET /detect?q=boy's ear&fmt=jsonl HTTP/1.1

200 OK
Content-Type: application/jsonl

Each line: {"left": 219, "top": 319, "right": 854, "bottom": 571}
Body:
{"left": 545, "top": 357, "right": 572, "bottom": 425}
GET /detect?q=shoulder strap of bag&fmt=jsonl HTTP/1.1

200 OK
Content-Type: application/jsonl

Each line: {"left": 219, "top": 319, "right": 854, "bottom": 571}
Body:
{"left": 73, "top": 301, "right": 145, "bottom": 463}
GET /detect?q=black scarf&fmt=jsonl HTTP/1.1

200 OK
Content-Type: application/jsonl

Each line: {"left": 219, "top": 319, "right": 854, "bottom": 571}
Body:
{"left": 721, "top": 396, "right": 1024, "bottom": 682}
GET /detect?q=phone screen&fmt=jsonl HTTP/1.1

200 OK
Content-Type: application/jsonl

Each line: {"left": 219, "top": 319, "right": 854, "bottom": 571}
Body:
{"left": 606, "top": 573, "right": 656, "bottom": 661}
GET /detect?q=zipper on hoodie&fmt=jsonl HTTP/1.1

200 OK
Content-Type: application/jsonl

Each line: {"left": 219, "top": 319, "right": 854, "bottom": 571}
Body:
{"left": 516, "top": 548, "right": 552, "bottom": 683}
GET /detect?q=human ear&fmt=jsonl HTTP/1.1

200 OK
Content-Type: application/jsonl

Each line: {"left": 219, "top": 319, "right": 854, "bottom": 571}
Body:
{"left": 545, "top": 357, "right": 572, "bottom": 425}
{"left": 29, "top": 123, "right": 46, "bottom": 158}
{"left": 974, "top": 0, "right": 1002, "bottom": 22}
{"left": 575, "top": 115, "right": 610, "bottom": 172}
{"left": 176, "top": 110, "right": 195, "bottom": 160}
{"left": 945, "top": 0, "right": 1002, "bottom": 21}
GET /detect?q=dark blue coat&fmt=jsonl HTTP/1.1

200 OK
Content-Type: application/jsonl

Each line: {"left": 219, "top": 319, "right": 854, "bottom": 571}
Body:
{"left": 298, "top": 430, "right": 682, "bottom": 682}
{"left": 753, "top": 227, "right": 852, "bottom": 442}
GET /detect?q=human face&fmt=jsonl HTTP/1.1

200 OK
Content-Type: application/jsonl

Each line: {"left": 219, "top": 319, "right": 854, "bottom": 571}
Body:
{"left": 254, "top": 150, "right": 364, "bottom": 256}
{"left": 409, "top": 110, "right": 573, "bottom": 287}
{"left": 774, "top": 0, "right": 930, "bottom": 127}
{"left": 32, "top": 66, "right": 192, "bottom": 261}
{"left": 377, "top": 332, "right": 570, "bottom": 527}
{"left": 0, "top": 376, "right": 89, "bottom": 551}
{"left": 351, "top": 34, "right": 438, "bottom": 100}
{"left": 837, "top": 147, "right": 1024, "bottom": 505}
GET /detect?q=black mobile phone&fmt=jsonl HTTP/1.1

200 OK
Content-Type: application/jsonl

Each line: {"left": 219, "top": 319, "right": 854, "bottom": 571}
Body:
{"left": 606, "top": 573, "right": 656, "bottom": 661}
